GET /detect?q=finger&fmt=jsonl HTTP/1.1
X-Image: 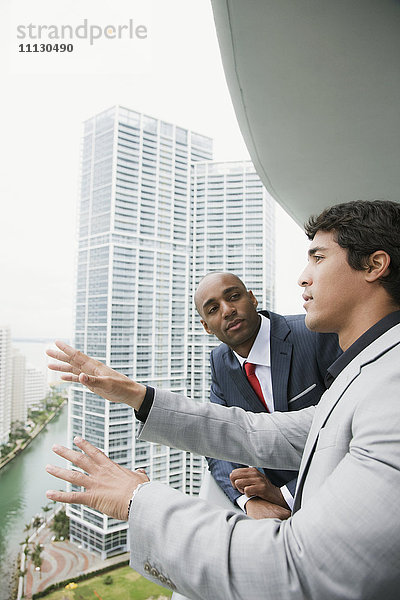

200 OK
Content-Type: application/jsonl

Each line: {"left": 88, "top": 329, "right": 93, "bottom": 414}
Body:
{"left": 135, "top": 468, "right": 147, "bottom": 474}
{"left": 55, "top": 341, "right": 92, "bottom": 370}
{"left": 247, "top": 484, "right": 265, "bottom": 496}
{"left": 73, "top": 436, "right": 109, "bottom": 465}
{"left": 46, "top": 348, "right": 71, "bottom": 364}
{"left": 46, "top": 489, "right": 90, "bottom": 506}
{"left": 79, "top": 373, "right": 104, "bottom": 387}
{"left": 54, "top": 340, "right": 79, "bottom": 357}
{"left": 231, "top": 476, "right": 256, "bottom": 491}
{"left": 47, "top": 362, "right": 74, "bottom": 373}
{"left": 51, "top": 443, "right": 94, "bottom": 472}
{"left": 46, "top": 464, "right": 90, "bottom": 487}
{"left": 60, "top": 374, "right": 80, "bottom": 383}
{"left": 243, "top": 485, "right": 257, "bottom": 496}
{"left": 230, "top": 467, "right": 254, "bottom": 480}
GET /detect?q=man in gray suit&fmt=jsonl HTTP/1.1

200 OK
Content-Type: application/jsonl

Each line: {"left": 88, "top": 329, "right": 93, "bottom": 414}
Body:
{"left": 196, "top": 272, "right": 340, "bottom": 519}
{"left": 46, "top": 200, "right": 400, "bottom": 599}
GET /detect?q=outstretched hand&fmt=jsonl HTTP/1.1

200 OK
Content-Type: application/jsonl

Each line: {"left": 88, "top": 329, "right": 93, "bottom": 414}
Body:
{"left": 46, "top": 341, "right": 146, "bottom": 410}
{"left": 46, "top": 436, "right": 149, "bottom": 521}
{"left": 230, "top": 467, "right": 289, "bottom": 509}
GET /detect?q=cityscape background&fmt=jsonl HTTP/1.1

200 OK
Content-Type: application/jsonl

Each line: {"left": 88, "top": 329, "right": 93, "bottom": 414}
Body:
{"left": 0, "top": 0, "right": 311, "bottom": 587}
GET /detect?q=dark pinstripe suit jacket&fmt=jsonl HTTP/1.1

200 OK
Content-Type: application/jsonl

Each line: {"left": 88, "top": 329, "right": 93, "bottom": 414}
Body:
{"left": 206, "top": 310, "right": 341, "bottom": 503}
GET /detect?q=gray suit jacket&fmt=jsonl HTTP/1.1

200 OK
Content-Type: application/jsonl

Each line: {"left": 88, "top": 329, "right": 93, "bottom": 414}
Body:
{"left": 129, "top": 323, "right": 400, "bottom": 599}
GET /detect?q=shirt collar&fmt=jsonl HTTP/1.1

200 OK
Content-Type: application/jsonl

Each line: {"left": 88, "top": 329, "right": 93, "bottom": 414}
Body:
{"left": 233, "top": 314, "right": 271, "bottom": 367}
{"left": 325, "top": 310, "right": 400, "bottom": 388}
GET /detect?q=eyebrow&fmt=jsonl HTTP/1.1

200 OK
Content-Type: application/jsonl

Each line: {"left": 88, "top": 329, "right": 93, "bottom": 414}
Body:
{"left": 308, "top": 246, "right": 328, "bottom": 257}
{"left": 202, "top": 286, "right": 242, "bottom": 310}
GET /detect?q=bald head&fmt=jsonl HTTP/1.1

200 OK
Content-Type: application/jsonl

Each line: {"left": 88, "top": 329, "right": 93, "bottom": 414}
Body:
{"left": 194, "top": 272, "right": 260, "bottom": 356}
{"left": 195, "top": 272, "right": 247, "bottom": 317}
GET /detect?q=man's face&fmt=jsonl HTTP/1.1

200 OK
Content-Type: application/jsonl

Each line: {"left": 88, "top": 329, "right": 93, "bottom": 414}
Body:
{"left": 196, "top": 273, "right": 260, "bottom": 350}
{"left": 298, "top": 230, "right": 367, "bottom": 340}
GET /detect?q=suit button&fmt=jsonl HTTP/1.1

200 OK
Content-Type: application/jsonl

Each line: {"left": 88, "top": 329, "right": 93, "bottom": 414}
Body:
{"left": 159, "top": 575, "right": 166, "bottom": 584}
{"left": 144, "top": 562, "right": 151, "bottom": 573}
{"left": 166, "top": 579, "right": 176, "bottom": 590}
{"left": 151, "top": 567, "right": 159, "bottom": 578}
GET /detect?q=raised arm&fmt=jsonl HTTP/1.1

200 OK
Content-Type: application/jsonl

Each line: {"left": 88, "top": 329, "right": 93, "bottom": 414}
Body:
{"left": 47, "top": 341, "right": 146, "bottom": 409}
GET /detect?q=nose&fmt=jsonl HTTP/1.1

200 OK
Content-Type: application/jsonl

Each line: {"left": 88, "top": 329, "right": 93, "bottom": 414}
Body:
{"left": 297, "top": 264, "right": 312, "bottom": 288}
{"left": 221, "top": 300, "right": 236, "bottom": 319}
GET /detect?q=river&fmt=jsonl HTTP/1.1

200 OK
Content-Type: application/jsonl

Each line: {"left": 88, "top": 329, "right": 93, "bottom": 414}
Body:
{"left": 0, "top": 404, "right": 68, "bottom": 600}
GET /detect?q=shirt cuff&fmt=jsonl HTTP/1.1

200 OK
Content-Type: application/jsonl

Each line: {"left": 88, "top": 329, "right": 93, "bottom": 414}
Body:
{"left": 135, "top": 386, "right": 155, "bottom": 422}
{"left": 128, "top": 480, "right": 153, "bottom": 518}
{"left": 236, "top": 494, "right": 256, "bottom": 513}
{"left": 280, "top": 485, "right": 294, "bottom": 511}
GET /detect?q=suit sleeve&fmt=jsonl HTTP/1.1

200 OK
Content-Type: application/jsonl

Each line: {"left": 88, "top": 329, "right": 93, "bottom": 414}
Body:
{"left": 130, "top": 373, "right": 400, "bottom": 600}
{"left": 206, "top": 351, "right": 249, "bottom": 505}
{"left": 139, "top": 389, "right": 312, "bottom": 473}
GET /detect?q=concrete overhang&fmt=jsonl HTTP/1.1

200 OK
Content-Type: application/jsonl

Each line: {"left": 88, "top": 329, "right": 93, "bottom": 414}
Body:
{"left": 211, "top": 0, "right": 400, "bottom": 224}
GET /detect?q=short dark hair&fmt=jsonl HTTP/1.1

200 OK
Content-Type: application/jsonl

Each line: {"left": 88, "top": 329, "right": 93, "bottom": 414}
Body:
{"left": 304, "top": 200, "right": 400, "bottom": 305}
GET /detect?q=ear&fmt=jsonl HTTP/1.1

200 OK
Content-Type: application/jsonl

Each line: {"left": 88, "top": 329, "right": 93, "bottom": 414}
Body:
{"left": 200, "top": 319, "right": 213, "bottom": 335}
{"left": 364, "top": 251, "right": 391, "bottom": 282}
{"left": 248, "top": 290, "right": 258, "bottom": 308}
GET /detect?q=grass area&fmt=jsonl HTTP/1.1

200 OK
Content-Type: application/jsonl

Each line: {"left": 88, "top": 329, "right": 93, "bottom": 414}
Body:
{"left": 41, "top": 565, "right": 173, "bottom": 600}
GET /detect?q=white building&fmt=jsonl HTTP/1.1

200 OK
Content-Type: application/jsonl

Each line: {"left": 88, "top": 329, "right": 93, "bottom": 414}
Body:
{"left": 0, "top": 327, "right": 12, "bottom": 446}
{"left": 11, "top": 348, "right": 26, "bottom": 424}
{"left": 69, "top": 106, "right": 213, "bottom": 558}
{"left": 188, "top": 160, "right": 275, "bottom": 402}
{"left": 70, "top": 107, "right": 276, "bottom": 558}
{"left": 24, "top": 366, "right": 46, "bottom": 412}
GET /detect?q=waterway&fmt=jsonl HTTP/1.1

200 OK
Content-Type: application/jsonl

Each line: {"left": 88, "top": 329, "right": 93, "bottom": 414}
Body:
{"left": 0, "top": 404, "right": 68, "bottom": 600}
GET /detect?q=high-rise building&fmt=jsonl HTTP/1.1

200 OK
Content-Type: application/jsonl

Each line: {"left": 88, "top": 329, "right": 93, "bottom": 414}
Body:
{"left": 24, "top": 366, "right": 46, "bottom": 412}
{"left": 70, "top": 107, "right": 276, "bottom": 559}
{"left": 69, "top": 106, "right": 213, "bottom": 558}
{"left": 188, "top": 161, "right": 275, "bottom": 401}
{"left": 11, "top": 348, "right": 26, "bottom": 424}
{"left": 0, "top": 327, "right": 12, "bottom": 446}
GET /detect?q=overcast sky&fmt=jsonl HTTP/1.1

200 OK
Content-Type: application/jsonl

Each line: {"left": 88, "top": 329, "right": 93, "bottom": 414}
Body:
{"left": 1, "top": 0, "right": 309, "bottom": 340}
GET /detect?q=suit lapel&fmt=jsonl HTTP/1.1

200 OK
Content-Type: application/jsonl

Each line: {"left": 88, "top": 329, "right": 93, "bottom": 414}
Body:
{"left": 269, "top": 312, "right": 292, "bottom": 412}
{"left": 222, "top": 349, "right": 266, "bottom": 413}
{"left": 293, "top": 324, "right": 400, "bottom": 512}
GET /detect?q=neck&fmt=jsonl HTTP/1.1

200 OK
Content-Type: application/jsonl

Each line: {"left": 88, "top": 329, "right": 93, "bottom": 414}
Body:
{"left": 339, "top": 303, "right": 400, "bottom": 351}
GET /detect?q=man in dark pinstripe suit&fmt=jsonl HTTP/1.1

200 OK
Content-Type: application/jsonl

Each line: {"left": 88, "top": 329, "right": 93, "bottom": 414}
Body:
{"left": 195, "top": 272, "right": 341, "bottom": 519}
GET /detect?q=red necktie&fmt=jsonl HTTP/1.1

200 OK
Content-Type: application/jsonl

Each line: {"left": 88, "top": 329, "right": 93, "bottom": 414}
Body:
{"left": 244, "top": 362, "right": 269, "bottom": 412}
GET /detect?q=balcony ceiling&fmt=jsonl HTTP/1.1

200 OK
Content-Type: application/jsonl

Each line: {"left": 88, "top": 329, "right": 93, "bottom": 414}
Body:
{"left": 211, "top": 0, "right": 400, "bottom": 224}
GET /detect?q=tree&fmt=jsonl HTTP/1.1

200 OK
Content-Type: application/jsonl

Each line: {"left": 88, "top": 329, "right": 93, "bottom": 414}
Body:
{"left": 31, "top": 543, "right": 43, "bottom": 575}
{"left": 42, "top": 504, "right": 52, "bottom": 522}
{"left": 51, "top": 509, "right": 70, "bottom": 540}
{"left": 20, "top": 535, "right": 30, "bottom": 547}
{"left": 24, "top": 522, "right": 32, "bottom": 534}
{"left": 32, "top": 516, "right": 42, "bottom": 531}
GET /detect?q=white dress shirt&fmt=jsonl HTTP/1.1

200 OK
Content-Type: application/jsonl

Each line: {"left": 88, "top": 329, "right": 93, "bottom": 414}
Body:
{"left": 233, "top": 314, "right": 294, "bottom": 512}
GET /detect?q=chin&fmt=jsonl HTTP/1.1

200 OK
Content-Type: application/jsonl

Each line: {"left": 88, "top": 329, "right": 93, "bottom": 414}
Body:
{"left": 304, "top": 314, "right": 321, "bottom": 332}
{"left": 305, "top": 314, "right": 335, "bottom": 334}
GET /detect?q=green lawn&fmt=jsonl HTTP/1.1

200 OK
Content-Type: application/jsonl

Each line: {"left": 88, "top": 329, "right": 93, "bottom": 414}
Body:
{"left": 41, "top": 565, "right": 173, "bottom": 600}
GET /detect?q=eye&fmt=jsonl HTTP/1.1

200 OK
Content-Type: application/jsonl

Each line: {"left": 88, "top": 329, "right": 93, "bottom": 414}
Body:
{"left": 314, "top": 255, "right": 324, "bottom": 263}
{"left": 208, "top": 305, "right": 218, "bottom": 314}
{"left": 230, "top": 293, "right": 240, "bottom": 300}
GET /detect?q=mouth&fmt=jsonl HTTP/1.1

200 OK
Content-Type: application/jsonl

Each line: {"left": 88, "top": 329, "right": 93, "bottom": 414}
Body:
{"left": 302, "top": 294, "right": 313, "bottom": 309}
{"left": 226, "top": 318, "right": 244, "bottom": 332}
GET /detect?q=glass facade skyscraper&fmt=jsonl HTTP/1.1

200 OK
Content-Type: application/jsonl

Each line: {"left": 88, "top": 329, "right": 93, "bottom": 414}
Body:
{"left": 0, "top": 327, "right": 12, "bottom": 446}
{"left": 70, "top": 108, "right": 275, "bottom": 558}
{"left": 188, "top": 161, "right": 275, "bottom": 402}
{"left": 69, "top": 106, "right": 213, "bottom": 557}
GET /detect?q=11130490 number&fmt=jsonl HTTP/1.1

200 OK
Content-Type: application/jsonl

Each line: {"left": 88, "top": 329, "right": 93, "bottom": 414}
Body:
{"left": 18, "top": 43, "right": 74, "bottom": 52}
